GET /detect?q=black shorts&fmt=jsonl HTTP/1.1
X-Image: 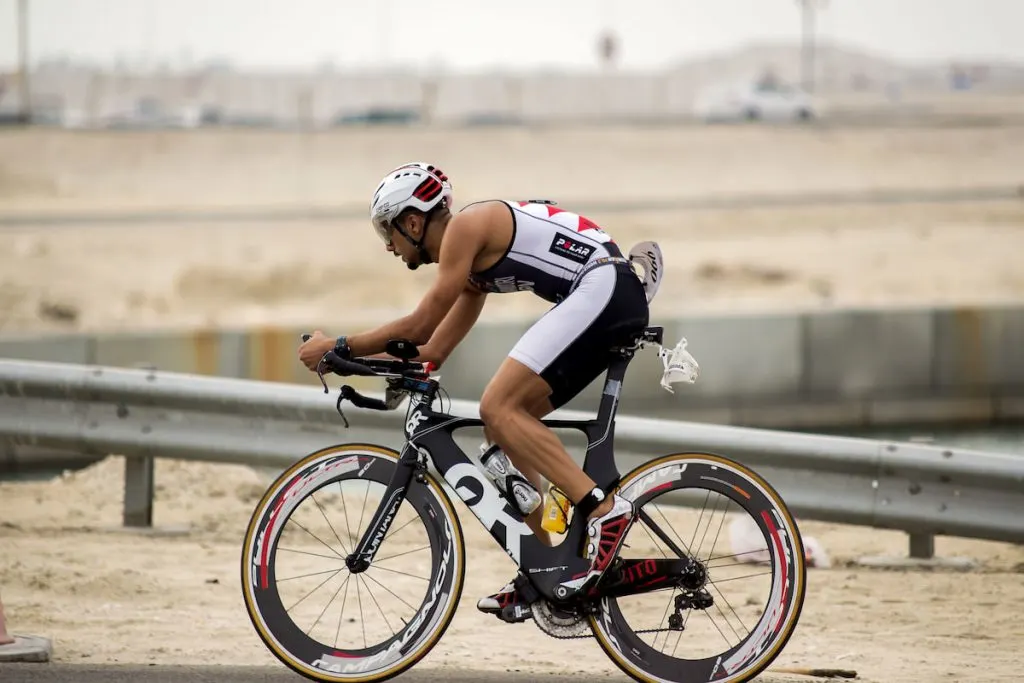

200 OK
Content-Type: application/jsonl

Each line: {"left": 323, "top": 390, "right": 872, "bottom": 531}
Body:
{"left": 508, "top": 262, "right": 650, "bottom": 409}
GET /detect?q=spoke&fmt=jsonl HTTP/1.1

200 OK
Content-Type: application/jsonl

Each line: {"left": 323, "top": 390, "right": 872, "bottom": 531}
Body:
{"left": 333, "top": 573, "right": 352, "bottom": 649}
{"left": 284, "top": 519, "right": 346, "bottom": 561}
{"left": 307, "top": 572, "right": 351, "bottom": 636}
{"left": 695, "top": 493, "right": 725, "bottom": 561}
{"left": 650, "top": 503, "right": 695, "bottom": 559}
{"left": 285, "top": 567, "right": 344, "bottom": 613}
{"left": 706, "top": 579, "right": 748, "bottom": 644}
{"left": 639, "top": 506, "right": 692, "bottom": 559}
{"left": 709, "top": 571, "right": 774, "bottom": 583}
{"left": 382, "top": 514, "right": 419, "bottom": 544}
{"left": 276, "top": 547, "right": 348, "bottom": 562}
{"left": 363, "top": 570, "right": 422, "bottom": 613}
{"left": 706, "top": 504, "right": 731, "bottom": 567}
{"left": 356, "top": 480, "right": 372, "bottom": 550}
{"left": 670, "top": 623, "right": 686, "bottom": 659}
{"left": 310, "top": 489, "right": 351, "bottom": 556}
{"left": 374, "top": 544, "right": 432, "bottom": 564}
{"left": 356, "top": 569, "right": 367, "bottom": 649}
{"left": 357, "top": 574, "right": 397, "bottom": 638}
{"left": 637, "top": 520, "right": 671, "bottom": 559}
{"left": 653, "top": 588, "right": 677, "bottom": 652}
{"left": 338, "top": 479, "right": 355, "bottom": 550}
{"left": 369, "top": 564, "right": 432, "bottom": 583}
{"left": 277, "top": 567, "right": 349, "bottom": 583}
{"left": 699, "top": 602, "right": 733, "bottom": 647}
{"left": 689, "top": 489, "right": 713, "bottom": 551}
{"left": 706, "top": 548, "right": 773, "bottom": 564}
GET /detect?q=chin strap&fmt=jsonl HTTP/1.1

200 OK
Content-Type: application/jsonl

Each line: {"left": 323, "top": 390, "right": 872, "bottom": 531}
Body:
{"left": 394, "top": 222, "right": 433, "bottom": 270}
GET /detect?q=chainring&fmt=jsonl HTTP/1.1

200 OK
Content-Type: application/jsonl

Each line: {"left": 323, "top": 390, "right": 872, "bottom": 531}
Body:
{"left": 531, "top": 600, "right": 592, "bottom": 640}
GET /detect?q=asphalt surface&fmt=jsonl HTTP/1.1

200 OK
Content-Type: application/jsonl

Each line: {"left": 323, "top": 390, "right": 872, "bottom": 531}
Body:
{"left": 0, "top": 664, "right": 631, "bottom": 683}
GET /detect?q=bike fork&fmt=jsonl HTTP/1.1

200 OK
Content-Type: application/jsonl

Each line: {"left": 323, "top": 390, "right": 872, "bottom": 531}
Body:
{"left": 345, "top": 444, "right": 424, "bottom": 573}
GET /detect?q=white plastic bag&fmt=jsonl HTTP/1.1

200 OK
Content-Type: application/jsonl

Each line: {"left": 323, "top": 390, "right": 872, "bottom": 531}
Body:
{"left": 728, "top": 514, "right": 831, "bottom": 569}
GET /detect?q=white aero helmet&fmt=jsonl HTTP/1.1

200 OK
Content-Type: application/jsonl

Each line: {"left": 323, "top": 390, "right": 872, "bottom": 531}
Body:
{"left": 369, "top": 162, "right": 454, "bottom": 246}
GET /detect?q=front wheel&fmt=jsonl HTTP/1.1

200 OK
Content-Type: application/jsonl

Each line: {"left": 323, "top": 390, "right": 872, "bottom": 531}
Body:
{"left": 590, "top": 452, "right": 806, "bottom": 683}
{"left": 240, "top": 443, "right": 466, "bottom": 683}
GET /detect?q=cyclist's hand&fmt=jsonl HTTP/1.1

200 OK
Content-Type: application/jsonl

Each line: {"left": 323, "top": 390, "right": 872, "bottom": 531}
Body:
{"left": 298, "top": 330, "right": 334, "bottom": 371}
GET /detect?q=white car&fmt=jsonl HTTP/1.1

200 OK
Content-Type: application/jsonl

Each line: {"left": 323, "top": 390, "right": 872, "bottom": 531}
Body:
{"left": 693, "top": 81, "right": 819, "bottom": 123}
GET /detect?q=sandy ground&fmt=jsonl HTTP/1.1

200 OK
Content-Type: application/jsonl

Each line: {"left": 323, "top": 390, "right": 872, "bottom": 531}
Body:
{"left": 0, "top": 456, "right": 1022, "bottom": 682}
{"left": 1, "top": 125, "right": 1023, "bottom": 336}
{"left": 1, "top": 201, "right": 1023, "bottom": 336}
{"left": 2, "top": 126, "right": 1023, "bottom": 213}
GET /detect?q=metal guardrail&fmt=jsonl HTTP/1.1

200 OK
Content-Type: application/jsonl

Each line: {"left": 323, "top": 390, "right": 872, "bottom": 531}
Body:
{"left": 1, "top": 359, "right": 1022, "bottom": 560}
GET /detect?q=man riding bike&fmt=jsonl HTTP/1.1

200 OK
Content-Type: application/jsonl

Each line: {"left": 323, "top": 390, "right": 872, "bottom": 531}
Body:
{"left": 298, "top": 162, "right": 650, "bottom": 619}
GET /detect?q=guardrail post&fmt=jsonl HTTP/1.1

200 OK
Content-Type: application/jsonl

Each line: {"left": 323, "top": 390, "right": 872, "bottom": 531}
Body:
{"left": 123, "top": 456, "right": 154, "bottom": 527}
{"left": 908, "top": 532, "right": 935, "bottom": 559}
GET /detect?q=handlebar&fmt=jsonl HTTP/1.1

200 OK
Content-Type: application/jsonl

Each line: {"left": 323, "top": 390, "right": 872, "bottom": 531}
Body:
{"left": 302, "top": 334, "right": 431, "bottom": 380}
{"left": 302, "top": 333, "right": 436, "bottom": 427}
{"left": 339, "top": 384, "right": 390, "bottom": 411}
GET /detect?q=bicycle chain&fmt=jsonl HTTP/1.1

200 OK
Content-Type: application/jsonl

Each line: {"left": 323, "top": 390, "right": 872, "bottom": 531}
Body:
{"left": 534, "top": 624, "right": 681, "bottom": 640}
{"left": 531, "top": 601, "right": 679, "bottom": 640}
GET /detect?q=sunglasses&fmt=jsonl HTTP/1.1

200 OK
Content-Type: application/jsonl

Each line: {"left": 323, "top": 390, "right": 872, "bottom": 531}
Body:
{"left": 372, "top": 216, "right": 394, "bottom": 247}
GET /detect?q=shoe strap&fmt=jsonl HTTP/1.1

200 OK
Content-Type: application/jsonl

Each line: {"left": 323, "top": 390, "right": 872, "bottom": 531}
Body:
{"left": 480, "top": 443, "right": 502, "bottom": 465}
{"left": 576, "top": 486, "right": 607, "bottom": 519}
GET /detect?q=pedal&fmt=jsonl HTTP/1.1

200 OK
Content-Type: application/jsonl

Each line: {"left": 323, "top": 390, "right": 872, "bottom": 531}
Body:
{"left": 498, "top": 603, "right": 534, "bottom": 624}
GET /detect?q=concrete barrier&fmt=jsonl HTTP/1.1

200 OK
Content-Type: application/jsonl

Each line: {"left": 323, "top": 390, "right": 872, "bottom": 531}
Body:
{"left": 2, "top": 303, "right": 1023, "bottom": 431}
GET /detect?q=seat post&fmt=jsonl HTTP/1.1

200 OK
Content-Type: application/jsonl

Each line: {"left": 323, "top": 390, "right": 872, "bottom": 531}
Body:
{"left": 594, "top": 349, "right": 633, "bottom": 429}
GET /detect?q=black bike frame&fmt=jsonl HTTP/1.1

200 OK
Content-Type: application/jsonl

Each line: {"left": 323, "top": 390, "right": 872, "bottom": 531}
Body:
{"left": 346, "top": 330, "right": 668, "bottom": 604}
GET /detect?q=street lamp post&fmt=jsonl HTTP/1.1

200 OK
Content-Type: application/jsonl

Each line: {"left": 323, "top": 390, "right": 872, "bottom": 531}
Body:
{"left": 17, "top": 0, "right": 31, "bottom": 123}
{"left": 797, "top": 0, "right": 828, "bottom": 93}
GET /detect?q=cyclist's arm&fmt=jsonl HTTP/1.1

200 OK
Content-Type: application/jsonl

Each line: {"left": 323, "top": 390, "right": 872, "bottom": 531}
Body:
{"left": 346, "top": 215, "right": 483, "bottom": 356}
{"left": 414, "top": 283, "right": 487, "bottom": 367}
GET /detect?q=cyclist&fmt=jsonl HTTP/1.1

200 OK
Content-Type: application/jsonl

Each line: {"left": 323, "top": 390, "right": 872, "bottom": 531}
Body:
{"left": 298, "top": 162, "right": 650, "bottom": 619}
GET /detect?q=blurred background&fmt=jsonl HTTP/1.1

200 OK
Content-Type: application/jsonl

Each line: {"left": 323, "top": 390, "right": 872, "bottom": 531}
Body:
{"left": 0, "top": 0, "right": 1022, "bottom": 446}
{"left": 3, "top": 0, "right": 1024, "bottom": 127}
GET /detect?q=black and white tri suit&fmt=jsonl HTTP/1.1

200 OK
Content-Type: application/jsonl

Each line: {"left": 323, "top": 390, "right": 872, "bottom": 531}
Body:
{"left": 466, "top": 200, "right": 649, "bottom": 408}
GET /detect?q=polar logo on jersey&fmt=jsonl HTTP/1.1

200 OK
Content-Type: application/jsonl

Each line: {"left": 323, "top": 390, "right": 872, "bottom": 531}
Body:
{"left": 549, "top": 233, "right": 594, "bottom": 264}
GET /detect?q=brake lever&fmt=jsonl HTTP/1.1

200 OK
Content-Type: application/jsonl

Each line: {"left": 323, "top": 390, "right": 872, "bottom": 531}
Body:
{"left": 335, "top": 392, "right": 350, "bottom": 428}
{"left": 314, "top": 355, "right": 330, "bottom": 394}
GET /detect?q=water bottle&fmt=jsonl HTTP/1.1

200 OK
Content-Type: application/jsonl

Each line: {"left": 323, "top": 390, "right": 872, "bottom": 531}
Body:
{"left": 479, "top": 443, "right": 542, "bottom": 516}
{"left": 541, "top": 485, "right": 572, "bottom": 535}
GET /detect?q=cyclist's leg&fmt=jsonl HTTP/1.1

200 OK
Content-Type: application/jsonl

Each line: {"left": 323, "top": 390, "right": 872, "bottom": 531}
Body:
{"left": 480, "top": 359, "right": 611, "bottom": 514}
{"left": 478, "top": 263, "right": 648, "bottom": 613}
{"left": 482, "top": 394, "right": 555, "bottom": 547}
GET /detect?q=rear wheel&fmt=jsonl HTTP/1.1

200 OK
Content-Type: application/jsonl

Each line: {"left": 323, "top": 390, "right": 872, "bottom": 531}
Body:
{"left": 241, "top": 443, "right": 466, "bottom": 682}
{"left": 590, "top": 452, "right": 806, "bottom": 683}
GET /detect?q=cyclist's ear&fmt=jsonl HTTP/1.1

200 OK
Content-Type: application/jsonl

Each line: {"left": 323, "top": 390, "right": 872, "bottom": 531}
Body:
{"left": 404, "top": 211, "right": 426, "bottom": 239}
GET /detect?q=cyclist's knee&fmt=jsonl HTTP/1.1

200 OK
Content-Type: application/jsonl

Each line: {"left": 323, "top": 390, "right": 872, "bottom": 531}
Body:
{"left": 479, "top": 391, "right": 532, "bottom": 433}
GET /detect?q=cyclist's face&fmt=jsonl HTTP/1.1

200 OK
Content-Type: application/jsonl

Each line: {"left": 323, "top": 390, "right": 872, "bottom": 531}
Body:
{"left": 387, "top": 215, "right": 422, "bottom": 267}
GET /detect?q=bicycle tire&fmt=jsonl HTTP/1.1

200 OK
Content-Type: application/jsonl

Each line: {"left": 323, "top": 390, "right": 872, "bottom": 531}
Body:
{"left": 589, "top": 451, "right": 806, "bottom": 683}
{"left": 240, "top": 443, "right": 466, "bottom": 683}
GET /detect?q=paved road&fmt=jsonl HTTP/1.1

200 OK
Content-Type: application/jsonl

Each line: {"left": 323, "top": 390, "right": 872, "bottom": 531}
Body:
{"left": 0, "top": 664, "right": 632, "bottom": 683}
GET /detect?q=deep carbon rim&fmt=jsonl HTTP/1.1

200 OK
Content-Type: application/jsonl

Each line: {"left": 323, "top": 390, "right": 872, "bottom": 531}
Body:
{"left": 590, "top": 453, "right": 806, "bottom": 683}
{"left": 241, "top": 444, "right": 465, "bottom": 682}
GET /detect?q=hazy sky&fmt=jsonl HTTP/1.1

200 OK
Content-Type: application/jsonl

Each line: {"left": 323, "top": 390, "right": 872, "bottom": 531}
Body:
{"left": 1, "top": 0, "right": 1022, "bottom": 71}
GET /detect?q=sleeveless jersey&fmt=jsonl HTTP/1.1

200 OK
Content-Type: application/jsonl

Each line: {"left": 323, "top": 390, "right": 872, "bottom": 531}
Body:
{"left": 467, "top": 200, "right": 624, "bottom": 303}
